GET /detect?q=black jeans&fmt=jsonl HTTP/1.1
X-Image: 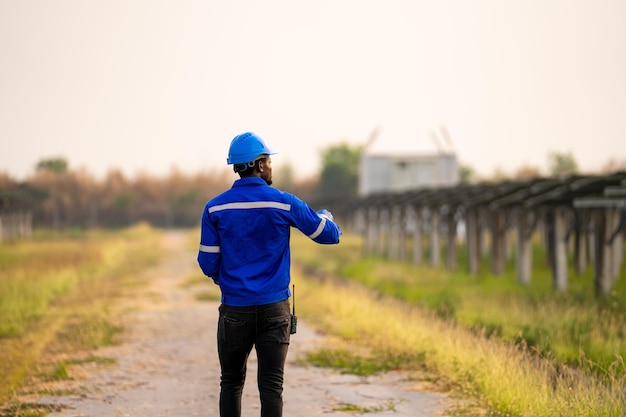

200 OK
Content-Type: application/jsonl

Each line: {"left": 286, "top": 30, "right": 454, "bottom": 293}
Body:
{"left": 217, "top": 299, "right": 291, "bottom": 417}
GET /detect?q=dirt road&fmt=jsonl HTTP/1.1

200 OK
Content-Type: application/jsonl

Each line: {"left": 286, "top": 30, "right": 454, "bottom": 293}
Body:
{"left": 36, "top": 231, "right": 448, "bottom": 417}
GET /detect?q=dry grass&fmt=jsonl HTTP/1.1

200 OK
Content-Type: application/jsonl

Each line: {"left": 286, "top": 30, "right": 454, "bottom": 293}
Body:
{"left": 0, "top": 224, "right": 161, "bottom": 404}
{"left": 294, "top": 273, "right": 626, "bottom": 416}
{"left": 291, "top": 232, "right": 626, "bottom": 417}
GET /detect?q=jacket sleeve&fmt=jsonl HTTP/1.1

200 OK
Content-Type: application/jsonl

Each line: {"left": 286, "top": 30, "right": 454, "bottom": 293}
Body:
{"left": 197, "top": 206, "right": 221, "bottom": 284}
{"left": 290, "top": 195, "right": 341, "bottom": 244}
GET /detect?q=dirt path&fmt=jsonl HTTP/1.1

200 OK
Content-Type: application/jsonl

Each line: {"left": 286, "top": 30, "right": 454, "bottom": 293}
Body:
{"left": 35, "top": 231, "right": 448, "bottom": 417}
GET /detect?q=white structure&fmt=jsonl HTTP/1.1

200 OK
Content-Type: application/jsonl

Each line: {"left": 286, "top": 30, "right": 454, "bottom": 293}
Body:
{"left": 359, "top": 152, "right": 459, "bottom": 196}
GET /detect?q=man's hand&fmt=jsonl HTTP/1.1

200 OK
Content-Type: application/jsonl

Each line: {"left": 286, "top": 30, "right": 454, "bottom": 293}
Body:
{"left": 316, "top": 209, "right": 334, "bottom": 222}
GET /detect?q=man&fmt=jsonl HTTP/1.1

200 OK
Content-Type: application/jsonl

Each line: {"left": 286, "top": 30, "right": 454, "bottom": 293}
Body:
{"left": 197, "top": 132, "right": 341, "bottom": 417}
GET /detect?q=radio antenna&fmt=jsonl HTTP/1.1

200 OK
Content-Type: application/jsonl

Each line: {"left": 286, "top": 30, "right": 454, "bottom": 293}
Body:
{"left": 290, "top": 284, "right": 297, "bottom": 334}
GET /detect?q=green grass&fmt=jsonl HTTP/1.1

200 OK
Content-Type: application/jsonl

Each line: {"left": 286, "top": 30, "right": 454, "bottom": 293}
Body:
{"left": 0, "top": 223, "right": 162, "bottom": 404}
{"left": 290, "top": 231, "right": 626, "bottom": 417}
{"left": 46, "top": 362, "right": 69, "bottom": 382}
{"left": 333, "top": 401, "right": 398, "bottom": 413}
{"left": 306, "top": 347, "right": 421, "bottom": 376}
{"left": 292, "top": 232, "right": 626, "bottom": 373}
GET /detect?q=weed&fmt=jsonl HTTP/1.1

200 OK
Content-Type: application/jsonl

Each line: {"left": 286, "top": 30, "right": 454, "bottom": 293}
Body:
{"left": 45, "top": 362, "right": 69, "bottom": 382}
{"left": 65, "top": 356, "right": 116, "bottom": 366}
{"left": 35, "top": 388, "right": 77, "bottom": 397}
{"left": 306, "top": 348, "right": 383, "bottom": 376}
{"left": 333, "top": 401, "right": 399, "bottom": 413}
{"left": 0, "top": 402, "right": 67, "bottom": 417}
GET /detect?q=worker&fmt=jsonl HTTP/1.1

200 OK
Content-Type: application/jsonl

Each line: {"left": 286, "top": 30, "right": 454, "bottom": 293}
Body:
{"left": 197, "top": 131, "right": 341, "bottom": 417}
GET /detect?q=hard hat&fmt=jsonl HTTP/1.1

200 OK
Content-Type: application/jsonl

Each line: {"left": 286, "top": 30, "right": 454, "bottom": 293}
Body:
{"left": 227, "top": 132, "right": 276, "bottom": 165}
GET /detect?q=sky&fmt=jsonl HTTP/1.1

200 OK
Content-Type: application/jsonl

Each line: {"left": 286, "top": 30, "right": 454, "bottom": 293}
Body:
{"left": 1, "top": 0, "right": 625, "bottom": 181}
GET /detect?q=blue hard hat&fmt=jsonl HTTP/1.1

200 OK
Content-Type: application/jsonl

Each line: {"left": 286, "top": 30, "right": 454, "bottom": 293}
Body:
{"left": 227, "top": 132, "right": 276, "bottom": 165}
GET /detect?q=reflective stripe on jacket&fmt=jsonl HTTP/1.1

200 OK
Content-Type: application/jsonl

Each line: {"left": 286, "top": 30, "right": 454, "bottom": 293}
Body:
{"left": 197, "top": 177, "right": 341, "bottom": 306}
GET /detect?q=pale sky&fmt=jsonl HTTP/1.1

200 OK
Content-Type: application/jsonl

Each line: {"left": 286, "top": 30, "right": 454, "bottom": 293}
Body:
{"left": 1, "top": 0, "right": 625, "bottom": 180}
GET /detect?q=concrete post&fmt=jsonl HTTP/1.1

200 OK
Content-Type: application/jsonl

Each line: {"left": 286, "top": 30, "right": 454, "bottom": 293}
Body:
{"left": 430, "top": 209, "right": 440, "bottom": 267}
{"left": 398, "top": 206, "right": 407, "bottom": 262}
{"left": 553, "top": 207, "right": 568, "bottom": 291}
{"left": 388, "top": 206, "right": 399, "bottom": 259}
{"left": 516, "top": 210, "right": 532, "bottom": 285}
{"left": 412, "top": 206, "right": 423, "bottom": 265}
{"left": 377, "top": 207, "right": 389, "bottom": 256}
{"left": 367, "top": 207, "right": 379, "bottom": 255}
{"left": 491, "top": 211, "right": 505, "bottom": 276}
{"left": 593, "top": 209, "right": 611, "bottom": 296}
{"left": 446, "top": 210, "right": 457, "bottom": 271}
{"left": 610, "top": 208, "right": 623, "bottom": 282}
{"left": 575, "top": 216, "right": 588, "bottom": 274}
{"left": 466, "top": 209, "right": 479, "bottom": 275}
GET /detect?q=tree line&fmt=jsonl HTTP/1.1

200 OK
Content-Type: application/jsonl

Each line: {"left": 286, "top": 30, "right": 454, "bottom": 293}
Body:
{"left": 2, "top": 144, "right": 619, "bottom": 231}
{"left": 0, "top": 144, "right": 362, "bottom": 230}
{"left": 0, "top": 159, "right": 234, "bottom": 229}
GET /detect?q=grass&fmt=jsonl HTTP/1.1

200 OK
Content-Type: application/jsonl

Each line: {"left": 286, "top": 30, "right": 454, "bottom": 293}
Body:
{"left": 290, "top": 231, "right": 626, "bottom": 417}
{"left": 333, "top": 401, "right": 399, "bottom": 413}
{"left": 306, "top": 347, "right": 413, "bottom": 376}
{"left": 65, "top": 355, "right": 116, "bottom": 366}
{"left": 0, "top": 402, "right": 67, "bottom": 417}
{"left": 0, "top": 223, "right": 162, "bottom": 404}
{"left": 343, "top": 257, "right": 626, "bottom": 373}
{"left": 46, "top": 362, "right": 69, "bottom": 382}
{"left": 292, "top": 232, "right": 626, "bottom": 373}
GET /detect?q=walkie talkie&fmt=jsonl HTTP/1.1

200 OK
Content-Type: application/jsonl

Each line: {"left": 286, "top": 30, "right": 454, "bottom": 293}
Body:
{"left": 290, "top": 284, "right": 297, "bottom": 334}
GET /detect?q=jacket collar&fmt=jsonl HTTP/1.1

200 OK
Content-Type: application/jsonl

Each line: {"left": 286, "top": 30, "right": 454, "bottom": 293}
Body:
{"left": 233, "top": 177, "right": 267, "bottom": 188}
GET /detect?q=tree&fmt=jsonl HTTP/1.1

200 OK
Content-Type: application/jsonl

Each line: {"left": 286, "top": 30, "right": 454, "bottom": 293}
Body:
{"left": 548, "top": 151, "right": 578, "bottom": 177}
{"left": 36, "top": 157, "right": 68, "bottom": 174}
{"left": 514, "top": 164, "right": 543, "bottom": 180}
{"left": 315, "top": 142, "right": 363, "bottom": 200}
{"left": 459, "top": 164, "right": 476, "bottom": 184}
{"left": 34, "top": 157, "right": 69, "bottom": 229}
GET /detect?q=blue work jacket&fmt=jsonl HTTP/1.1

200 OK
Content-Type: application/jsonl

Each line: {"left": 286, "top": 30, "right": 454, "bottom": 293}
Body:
{"left": 197, "top": 177, "right": 341, "bottom": 307}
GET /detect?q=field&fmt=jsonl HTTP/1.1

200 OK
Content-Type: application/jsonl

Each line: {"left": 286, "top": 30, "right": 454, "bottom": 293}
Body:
{"left": 0, "top": 225, "right": 160, "bottom": 405}
{"left": 290, "top": 232, "right": 626, "bottom": 417}
{"left": 1, "top": 227, "right": 625, "bottom": 416}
